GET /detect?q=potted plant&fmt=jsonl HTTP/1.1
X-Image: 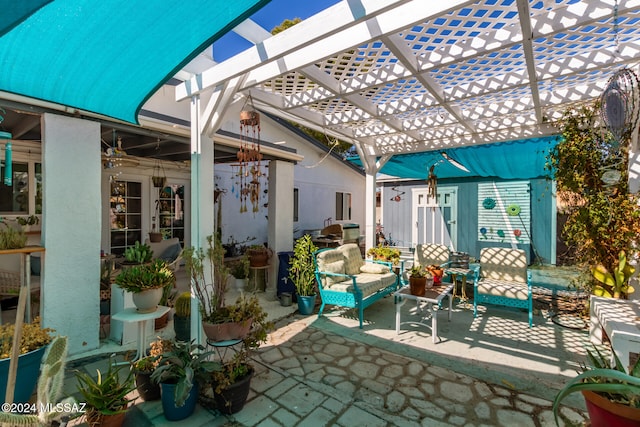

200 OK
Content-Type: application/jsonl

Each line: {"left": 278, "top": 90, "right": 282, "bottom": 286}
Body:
{"left": 0, "top": 318, "right": 55, "bottom": 404}
{"left": 367, "top": 245, "right": 401, "bottom": 266}
{"left": 150, "top": 340, "right": 219, "bottom": 421}
{"left": 553, "top": 347, "right": 640, "bottom": 426}
{"left": 122, "top": 241, "right": 154, "bottom": 265}
{"left": 246, "top": 243, "right": 272, "bottom": 267}
{"left": 426, "top": 264, "right": 445, "bottom": 284}
{"left": 99, "top": 259, "right": 114, "bottom": 316}
{"left": 288, "top": 234, "right": 318, "bottom": 315}
{"left": 132, "top": 356, "right": 160, "bottom": 401}
{"left": 208, "top": 294, "right": 273, "bottom": 414}
{"left": 0, "top": 220, "right": 27, "bottom": 250}
{"left": 408, "top": 265, "right": 433, "bottom": 296}
{"left": 173, "top": 291, "right": 191, "bottom": 342}
{"left": 185, "top": 233, "right": 247, "bottom": 342}
{"left": 15, "top": 215, "right": 39, "bottom": 232}
{"left": 149, "top": 227, "right": 163, "bottom": 243}
{"left": 75, "top": 356, "right": 136, "bottom": 427}
{"left": 228, "top": 255, "right": 249, "bottom": 291}
{"left": 115, "top": 259, "right": 175, "bottom": 313}
{"left": 155, "top": 275, "right": 176, "bottom": 330}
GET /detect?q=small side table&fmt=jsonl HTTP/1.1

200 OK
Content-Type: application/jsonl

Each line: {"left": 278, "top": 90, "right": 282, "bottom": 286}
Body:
{"left": 248, "top": 265, "right": 269, "bottom": 292}
{"left": 111, "top": 305, "right": 170, "bottom": 361}
{"left": 394, "top": 283, "right": 454, "bottom": 343}
{"left": 445, "top": 267, "right": 474, "bottom": 305}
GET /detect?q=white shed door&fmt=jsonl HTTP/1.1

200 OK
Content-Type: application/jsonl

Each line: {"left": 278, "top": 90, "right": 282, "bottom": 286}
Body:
{"left": 411, "top": 186, "right": 458, "bottom": 250}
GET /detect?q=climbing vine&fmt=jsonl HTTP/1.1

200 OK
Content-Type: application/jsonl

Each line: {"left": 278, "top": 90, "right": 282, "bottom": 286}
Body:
{"left": 546, "top": 101, "right": 640, "bottom": 297}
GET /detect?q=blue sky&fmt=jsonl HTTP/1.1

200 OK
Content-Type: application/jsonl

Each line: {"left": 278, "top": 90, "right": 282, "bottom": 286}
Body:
{"left": 212, "top": 0, "right": 341, "bottom": 62}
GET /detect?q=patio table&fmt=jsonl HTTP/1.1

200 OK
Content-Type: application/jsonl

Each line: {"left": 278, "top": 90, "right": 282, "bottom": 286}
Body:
{"left": 394, "top": 282, "right": 454, "bottom": 343}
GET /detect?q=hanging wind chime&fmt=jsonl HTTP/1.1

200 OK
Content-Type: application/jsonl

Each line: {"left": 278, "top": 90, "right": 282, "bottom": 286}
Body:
{"left": 235, "top": 95, "right": 264, "bottom": 213}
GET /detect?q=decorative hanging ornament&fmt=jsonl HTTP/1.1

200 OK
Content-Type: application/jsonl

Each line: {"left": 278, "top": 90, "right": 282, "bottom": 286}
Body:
{"left": 427, "top": 164, "right": 437, "bottom": 200}
{"left": 236, "top": 94, "right": 264, "bottom": 214}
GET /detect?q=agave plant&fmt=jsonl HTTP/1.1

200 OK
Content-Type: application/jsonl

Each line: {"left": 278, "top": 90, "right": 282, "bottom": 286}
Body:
{"left": 553, "top": 346, "right": 640, "bottom": 425}
{"left": 591, "top": 250, "right": 636, "bottom": 298}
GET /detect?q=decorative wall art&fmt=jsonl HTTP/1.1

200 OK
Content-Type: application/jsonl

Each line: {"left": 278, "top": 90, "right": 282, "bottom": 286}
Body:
{"left": 477, "top": 181, "right": 531, "bottom": 244}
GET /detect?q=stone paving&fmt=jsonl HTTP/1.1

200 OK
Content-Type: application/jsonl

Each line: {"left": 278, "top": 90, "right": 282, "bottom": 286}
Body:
{"left": 63, "top": 308, "right": 590, "bottom": 427}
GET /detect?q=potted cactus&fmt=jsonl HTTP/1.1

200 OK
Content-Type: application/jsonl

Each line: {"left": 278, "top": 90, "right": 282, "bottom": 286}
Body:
{"left": 173, "top": 291, "right": 191, "bottom": 342}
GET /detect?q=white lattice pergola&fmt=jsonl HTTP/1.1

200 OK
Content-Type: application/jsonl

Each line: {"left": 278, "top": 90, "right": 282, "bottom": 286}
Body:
{"left": 177, "top": 0, "right": 640, "bottom": 248}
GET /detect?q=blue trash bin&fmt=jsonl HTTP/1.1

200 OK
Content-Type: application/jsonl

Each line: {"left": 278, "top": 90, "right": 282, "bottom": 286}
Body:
{"left": 277, "top": 251, "right": 296, "bottom": 301}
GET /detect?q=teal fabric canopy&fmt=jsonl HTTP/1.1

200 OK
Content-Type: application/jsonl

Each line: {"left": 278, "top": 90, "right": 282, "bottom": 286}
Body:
{"left": 0, "top": 0, "right": 270, "bottom": 123}
{"left": 349, "top": 137, "right": 559, "bottom": 180}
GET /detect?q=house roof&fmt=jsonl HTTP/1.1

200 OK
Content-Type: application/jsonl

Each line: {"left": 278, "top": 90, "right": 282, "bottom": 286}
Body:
{"left": 0, "top": 0, "right": 271, "bottom": 123}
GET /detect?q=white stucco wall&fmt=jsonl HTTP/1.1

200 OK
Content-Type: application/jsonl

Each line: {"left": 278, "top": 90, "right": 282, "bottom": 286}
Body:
{"left": 214, "top": 103, "right": 366, "bottom": 247}
{"left": 42, "top": 114, "right": 101, "bottom": 355}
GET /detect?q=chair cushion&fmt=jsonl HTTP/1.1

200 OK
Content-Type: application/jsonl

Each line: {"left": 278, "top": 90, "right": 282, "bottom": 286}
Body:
{"left": 360, "top": 263, "right": 390, "bottom": 274}
{"left": 480, "top": 247, "right": 527, "bottom": 283}
{"left": 330, "top": 272, "right": 396, "bottom": 297}
{"left": 338, "top": 243, "right": 364, "bottom": 276}
{"left": 159, "top": 243, "right": 182, "bottom": 262}
{"left": 415, "top": 244, "right": 449, "bottom": 267}
{"left": 477, "top": 279, "right": 529, "bottom": 300}
{"left": 316, "top": 249, "right": 346, "bottom": 286}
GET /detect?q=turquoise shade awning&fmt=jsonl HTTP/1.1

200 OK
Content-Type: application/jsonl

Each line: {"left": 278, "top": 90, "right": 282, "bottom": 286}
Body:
{"left": 348, "top": 137, "right": 559, "bottom": 180}
{"left": 0, "top": 0, "right": 271, "bottom": 123}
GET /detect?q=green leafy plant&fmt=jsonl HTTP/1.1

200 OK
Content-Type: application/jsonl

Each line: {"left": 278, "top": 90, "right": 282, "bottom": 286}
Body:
{"left": 75, "top": 357, "right": 136, "bottom": 417}
{"left": 123, "top": 241, "right": 153, "bottom": 264}
{"left": 553, "top": 347, "right": 640, "bottom": 425}
{"left": 150, "top": 340, "right": 219, "bottom": 407}
{"left": 591, "top": 250, "right": 636, "bottom": 298}
{"left": 289, "top": 234, "right": 319, "bottom": 297}
{"left": 0, "top": 221, "right": 27, "bottom": 250}
{"left": 132, "top": 356, "right": 157, "bottom": 374}
{"left": 115, "top": 259, "right": 175, "bottom": 293}
{"left": 183, "top": 233, "right": 229, "bottom": 322}
{"left": 367, "top": 245, "right": 401, "bottom": 265}
{"left": 408, "top": 265, "right": 430, "bottom": 278}
{"left": 15, "top": 215, "right": 39, "bottom": 226}
{"left": 547, "top": 101, "right": 640, "bottom": 298}
{"left": 228, "top": 255, "right": 249, "bottom": 279}
{"left": 0, "top": 317, "right": 55, "bottom": 358}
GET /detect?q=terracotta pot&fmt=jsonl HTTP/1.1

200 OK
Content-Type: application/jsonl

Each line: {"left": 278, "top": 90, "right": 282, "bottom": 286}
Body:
{"left": 247, "top": 248, "right": 270, "bottom": 267}
{"left": 202, "top": 319, "right": 253, "bottom": 342}
{"left": 409, "top": 277, "right": 427, "bottom": 297}
{"left": 582, "top": 390, "right": 640, "bottom": 427}
{"left": 154, "top": 311, "right": 169, "bottom": 330}
{"left": 149, "top": 232, "right": 162, "bottom": 243}
{"left": 85, "top": 408, "right": 127, "bottom": 427}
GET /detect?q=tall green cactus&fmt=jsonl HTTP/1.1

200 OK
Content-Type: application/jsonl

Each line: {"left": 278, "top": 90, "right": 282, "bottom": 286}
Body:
{"left": 174, "top": 291, "right": 191, "bottom": 317}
